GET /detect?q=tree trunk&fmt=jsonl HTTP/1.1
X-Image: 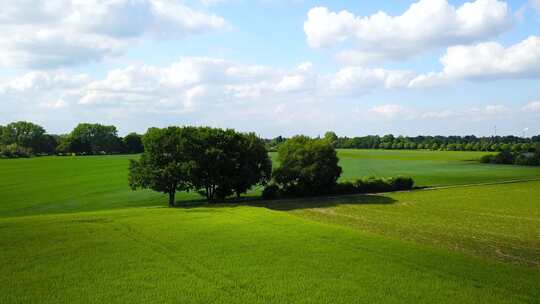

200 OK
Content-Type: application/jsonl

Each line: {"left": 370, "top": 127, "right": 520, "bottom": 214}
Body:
{"left": 168, "top": 191, "right": 175, "bottom": 208}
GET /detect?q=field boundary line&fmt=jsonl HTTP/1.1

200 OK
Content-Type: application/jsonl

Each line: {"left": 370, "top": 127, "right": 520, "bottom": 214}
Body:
{"left": 416, "top": 178, "right": 540, "bottom": 192}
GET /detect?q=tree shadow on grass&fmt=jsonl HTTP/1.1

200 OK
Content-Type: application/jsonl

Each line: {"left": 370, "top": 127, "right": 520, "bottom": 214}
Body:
{"left": 264, "top": 194, "right": 397, "bottom": 211}
{"left": 174, "top": 193, "right": 396, "bottom": 211}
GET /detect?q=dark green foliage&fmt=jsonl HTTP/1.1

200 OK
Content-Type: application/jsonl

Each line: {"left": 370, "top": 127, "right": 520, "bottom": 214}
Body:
{"left": 262, "top": 184, "right": 281, "bottom": 200}
{"left": 353, "top": 177, "right": 393, "bottom": 193}
{"left": 230, "top": 133, "right": 272, "bottom": 198}
{"left": 480, "top": 154, "right": 494, "bottom": 163}
{"left": 265, "top": 175, "right": 415, "bottom": 199}
{"left": 65, "top": 123, "right": 123, "bottom": 154}
{"left": 388, "top": 176, "right": 415, "bottom": 190}
{"left": 129, "top": 127, "right": 195, "bottom": 207}
{"left": 0, "top": 144, "right": 32, "bottom": 158}
{"left": 480, "top": 150, "right": 539, "bottom": 166}
{"left": 332, "top": 181, "right": 357, "bottom": 195}
{"left": 129, "top": 126, "right": 271, "bottom": 205}
{"left": 0, "top": 121, "right": 52, "bottom": 156}
{"left": 273, "top": 136, "right": 342, "bottom": 196}
{"left": 268, "top": 133, "right": 540, "bottom": 152}
{"left": 350, "top": 176, "right": 414, "bottom": 194}
{"left": 323, "top": 131, "right": 338, "bottom": 147}
{"left": 123, "top": 132, "right": 144, "bottom": 154}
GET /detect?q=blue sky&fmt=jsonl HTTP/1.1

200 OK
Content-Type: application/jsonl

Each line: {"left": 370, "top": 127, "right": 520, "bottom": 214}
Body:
{"left": 0, "top": 0, "right": 539, "bottom": 137}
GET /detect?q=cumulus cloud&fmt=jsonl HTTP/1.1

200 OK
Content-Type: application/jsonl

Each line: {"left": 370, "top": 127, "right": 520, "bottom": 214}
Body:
{"left": 368, "top": 104, "right": 511, "bottom": 121}
{"left": 0, "top": 0, "right": 229, "bottom": 68}
{"left": 304, "top": 0, "right": 511, "bottom": 64}
{"left": 523, "top": 101, "right": 540, "bottom": 112}
{"left": 531, "top": 0, "right": 540, "bottom": 13}
{"left": 0, "top": 57, "right": 421, "bottom": 120}
{"left": 410, "top": 36, "right": 540, "bottom": 87}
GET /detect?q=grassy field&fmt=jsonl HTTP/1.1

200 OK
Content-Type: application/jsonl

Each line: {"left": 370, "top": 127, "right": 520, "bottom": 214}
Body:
{"left": 1, "top": 150, "right": 540, "bottom": 217}
{"left": 2, "top": 205, "right": 539, "bottom": 303}
{"left": 337, "top": 149, "right": 540, "bottom": 186}
{"left": 1, "top": 150, "right": 539, "bottom": 303}
{"left": 275, "top": 181, "right": 540, "bottom": 267}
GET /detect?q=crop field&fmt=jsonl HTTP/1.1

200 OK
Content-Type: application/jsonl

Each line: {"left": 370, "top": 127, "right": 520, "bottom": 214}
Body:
{"left": 1, "top": 150, "right": 540, "bottom": 303}
{"left": 337, "top": 149, "right": 540, "bottom": 186}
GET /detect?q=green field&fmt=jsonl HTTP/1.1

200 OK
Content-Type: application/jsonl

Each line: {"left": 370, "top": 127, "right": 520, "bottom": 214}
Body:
{"left": 1, "top": 150, "right": 540, "bottom": 303}
{"left": 337, "top": 149, "right": 540, "bottom": 186}
{"left": 2, "top": 150, "right": 540, "bottom": 217}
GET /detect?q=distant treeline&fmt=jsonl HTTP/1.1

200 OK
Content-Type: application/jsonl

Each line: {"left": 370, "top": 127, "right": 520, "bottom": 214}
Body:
{"left": 0, "top": 121, "right": 143, "bottom": 158}
{"left": 1, "top": 121, "right": 539, "bottom": 158}
{"left": 266, "top": 132, "right": 540, "bottom": 153}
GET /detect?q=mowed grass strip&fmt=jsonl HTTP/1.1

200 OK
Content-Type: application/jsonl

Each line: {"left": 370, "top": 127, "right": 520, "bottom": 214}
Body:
{"left": 279, "top": 181, "right": 540, "bottom": 267}
{"left": 2, "top": 150, "right": 540, "bottom": 217}
{"left": 1, "top": 206, "right": 539, "bottom": 304}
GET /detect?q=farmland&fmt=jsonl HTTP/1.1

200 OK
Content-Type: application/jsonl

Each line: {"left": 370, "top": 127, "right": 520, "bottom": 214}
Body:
{"left": 1, "top": 150, "right": 540, "bottom": 303}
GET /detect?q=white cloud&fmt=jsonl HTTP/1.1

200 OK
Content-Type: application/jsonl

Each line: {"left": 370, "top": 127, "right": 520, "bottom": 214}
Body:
{"left": 370, "top": 105, "right": 413, "bottom": 120}
{"left": 410, "top": 36, "right": 540, "bottom": 87}
{"left": 0, "top": 57, "right": 420, "bottom": 121}
{"left": 0, "top": 0, "right": 229, "bottom": 68}
{"left": 304, "top": 0, "right": 511, "bottom": 64}
{"left": 523, "top": 101, "right": 540, "bottom": 112}
{"left": 531, "top": 0, "right": 540, "bottom": 13}
{"left": 368, "top": 104, "right": 511, "bottom": 121}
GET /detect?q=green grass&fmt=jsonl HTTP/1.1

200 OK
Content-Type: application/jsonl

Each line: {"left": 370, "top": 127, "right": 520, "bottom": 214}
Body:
{"left": 337, "top": 149, "right": 540, "bottom": 186}
{"left": 1, "top": 150, "right": 539, "bottom": 217}
{"left": 1, "top": 206, "right": 539, "bottom": 303}
{"left": 274, "top": 181, "right": 540, "bottom": 267}
{"left": 1, "top": 150, "right": 539, "bottom": 303}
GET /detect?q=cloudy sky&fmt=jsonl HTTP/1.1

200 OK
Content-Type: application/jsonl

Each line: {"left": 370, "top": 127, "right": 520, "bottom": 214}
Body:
{"left": 1, "top": 0, "right": 539, "bottom": 137}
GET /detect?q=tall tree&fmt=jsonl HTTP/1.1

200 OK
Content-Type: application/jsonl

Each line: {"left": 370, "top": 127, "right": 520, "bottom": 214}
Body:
{"left": 1, "top": 121, "right": 47, "bottom": 153}
{"left": 68, "top": 123, "right": 122, "bottom": 154}
{"left": 128, "top": 127, "right": 195, "bottom": 207}
{"left": 273, "top": 136, "right": 342, "bottom": 196}
{"left": 323, "top": 131, "right": 338, "bottom": 147}
{"left": 123, "top": 133, "right": 144, "bottom": 154}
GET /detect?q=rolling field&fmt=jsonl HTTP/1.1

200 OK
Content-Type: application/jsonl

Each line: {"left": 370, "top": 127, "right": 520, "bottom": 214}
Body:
{"left": 2, "top": 150, "right": 540, "bottom": 217}
{"left": 337, "top": 149, "right": 540, "bottom": 186}
{"left": 1, "top": 150, "right": 540, "bottom": 303}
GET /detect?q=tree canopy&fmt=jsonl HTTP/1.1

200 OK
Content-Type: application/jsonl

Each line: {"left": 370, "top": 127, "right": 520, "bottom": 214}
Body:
{"left": 0, "top": 121, "right": 57, "bottom": 156}
{"left": 128, "top": 126, "right": 271, "bottom": 206}
{"left": 273, "top": 136, "right": 342, "bottom": 196}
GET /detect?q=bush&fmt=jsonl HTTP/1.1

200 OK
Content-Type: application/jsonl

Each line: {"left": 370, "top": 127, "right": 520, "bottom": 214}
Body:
{"left": 479, "top": 154, "right": 493, "bottom": 163}
{"left": 514, "top": 153, "right": 540, "bottom": 166}
{"left": 353, "top": 177, "right": 392, "bottom": 193}
{"left": 0, "top": 144, "right": 31, "bottom": 158}
{"left": 262, "top": 184, "right": 281, "bottom": 200}
{"left": 332, "top": 181, "right": 357, "bottom": 195}
{"left": 335, "top": 176, "right": 415, "bottom": 195}
{"left": 389, "top": 176, "right": 415, "bottom": 191}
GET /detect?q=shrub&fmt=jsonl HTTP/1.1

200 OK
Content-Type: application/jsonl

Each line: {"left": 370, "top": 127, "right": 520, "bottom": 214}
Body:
{"left": 514, "top": 153, "right": 540, "bottom": 166}
{"left": 0, "top": 144, "right": 31, "bottom": 158}
{"left": 348, "top": 176, "right": 414, "bottom": 194}
{"left": 262, "top": 184, "right": 281, "bottom": 200}
{"left": 353, "top": 177, "right": 392, "bottom": 193}
{"left": 333, "top": 181, "right": 357, "bottom": 195}
{"left": 388, "top": 176, "right": 415, "bottom": 191}
{"left": 479, "top": 154, "right": 493, "bottom": 163}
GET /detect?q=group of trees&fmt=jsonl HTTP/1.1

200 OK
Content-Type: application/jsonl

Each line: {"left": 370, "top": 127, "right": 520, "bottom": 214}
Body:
{"left": 480, "top": 145, "right": 540, "bottom": 166}
{"left": 267, "top": 132, "right": 540, "bottom": 153}
{"left": 0, "top": 121, "right": 144, "bottom": 158}
{"left": 0, "top": 122, "right": 57, "bottom": 157}
{"left": 57, "top": 123, "right": 143, "bottom": 155}
{"left": 128, "top": 127, "right": 272, "bottom": 206}
{"left": 262, "top": 136, "right": 415, "bottom": 199}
